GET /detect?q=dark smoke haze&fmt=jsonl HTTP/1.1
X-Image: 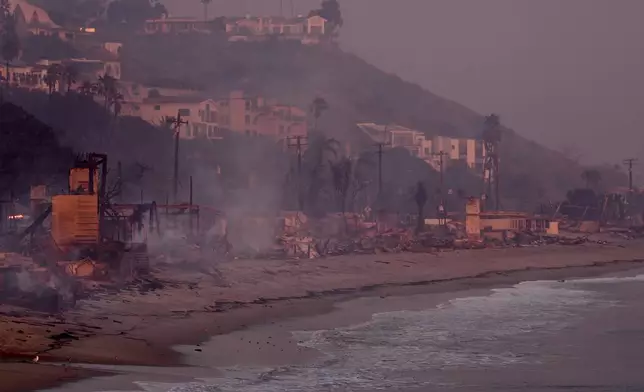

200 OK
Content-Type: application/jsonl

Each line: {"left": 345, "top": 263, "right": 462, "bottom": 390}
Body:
{"left": 167, "top": 0, "right": 644, "bottom": 170}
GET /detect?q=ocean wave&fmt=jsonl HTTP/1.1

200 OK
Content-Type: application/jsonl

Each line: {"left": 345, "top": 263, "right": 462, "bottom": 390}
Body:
{"left": 94, "top": 279, "right": 617, "bottom": 392}
{"left": 190, "top": 280, "right": 606, "bottom": 392}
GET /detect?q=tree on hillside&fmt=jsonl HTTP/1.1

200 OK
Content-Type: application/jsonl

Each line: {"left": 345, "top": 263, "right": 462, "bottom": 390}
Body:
{"left": 310, "top": 96, "right": 328, "bottom": 132}
{"left": 0, "top": 1, "right": 21, "bottom": 89}
{"left": 201, "top": 0, "right": 212, "bottom": 22}
{"left": 581, "top": 169, "right": 602, "bottom": 189}
{"left": 106, "top": 0, "right": 167, "bottom": 27}
{"left": 314, "top": 0, "right": 343, "bottom": 33}
{"left": 62, "top": 64, "right": 79, "bottom": 92}
{"left": 483, "top": 113, "right": 502, "bottom": 142}
{"left": 303, "top": 134, "right": 339, "bottom": 216}
{"left": 0, "top": 102, "right": 75, "bottom": 198}
{"left": 44, "top": 63, "right": 63, "bottom": 94}
{"left": 110, "top": 92, "right": 124, "bottom": 118}
{"left": 97, "top": 74, "right": 118, "bottom": 109}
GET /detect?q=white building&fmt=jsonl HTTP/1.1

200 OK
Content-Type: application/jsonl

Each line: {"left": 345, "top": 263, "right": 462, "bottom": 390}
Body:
{"left": 356, "top": 123, "right": 485, "bottom": 171}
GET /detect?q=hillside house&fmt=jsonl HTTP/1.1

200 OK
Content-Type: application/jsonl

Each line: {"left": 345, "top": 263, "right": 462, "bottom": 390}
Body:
{"left": 123, "top": 96, "right": 226, "bottom": 140}
{"left": 216, "top": 91, "right": 307, "bottom": 138}
{"left": 119, "top": 83, "right": 199, "bottom": 104}
{"left": 0, "top": 62, "right": 48, "bottom": 90}
{"left": 225, "top": 15, "right": 327, "bottom": 44}
{"left": 10, "top": 0, "right": 60, "bottom": 36}
{"left": 124, "top": 91, "right": 307, "bottom": 140}
{"left": 143, "top": 17, "right": 212, "bottom": 34}
{"left": 65, "top": 58, "right": 121, "bottom": 81}
{"left": 142, "top": 12, "right": 327, "bottom": 44}
{"left": 357, "top": 123, "right": 485, "bottom": 170}
{"left": 0, "top": 56, "right": 120, "bottom": 92}
{"left": 121, "top": 96, "right": 208, "bottom": 132}
{"left": 10, "top": 0, "right": 96, "bottom": 42}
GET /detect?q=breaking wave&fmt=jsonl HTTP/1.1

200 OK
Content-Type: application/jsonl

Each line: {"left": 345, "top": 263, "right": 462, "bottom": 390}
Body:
{"left": 95, "top": 277, "right": 635, "bottom": 392}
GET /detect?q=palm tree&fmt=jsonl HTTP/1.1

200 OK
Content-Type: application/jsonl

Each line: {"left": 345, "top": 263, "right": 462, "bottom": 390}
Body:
{"left": 201, "top": 0, "right": 212, "bottom": 22}
{"left": 44, "top": 63, "right": 63, "bottom": 94}
{"left": 62, "top": 64, "right": 79, "bottom": 93}
{"left": 581, "top": 169, "right": 602, "bottom": 189}
{"left": 304, "top": 135, "right": 339, "bottom": 213}
{"left": 310, "top": 96, "right": 329, "bottom": 132}
{"left": 482, "top": 113, "right": 502, "bottom": 143}
{"left": 330, "top": 157, "right": 353, "bottom": 232}
{"left": 97, "top": 74, "right": 118, "bottom": 109}
{"left": 414, "top": 181, "right": 428, "bottom": 234}
{"left": 109, "top": 92, "right": 124, "bottom": 118}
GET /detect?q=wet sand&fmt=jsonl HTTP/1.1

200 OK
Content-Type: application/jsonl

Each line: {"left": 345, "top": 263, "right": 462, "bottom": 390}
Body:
{"left": 3, "top": 239, "right": 644, "bottom": 391}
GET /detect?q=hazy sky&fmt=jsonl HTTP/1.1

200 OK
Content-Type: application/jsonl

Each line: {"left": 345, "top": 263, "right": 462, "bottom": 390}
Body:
{"left": 166, "top": 0, "right": 644, "bottom": 166}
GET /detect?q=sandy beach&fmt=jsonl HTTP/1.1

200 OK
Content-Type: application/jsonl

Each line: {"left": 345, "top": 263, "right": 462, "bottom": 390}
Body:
{"left": 3, "top": 238, "right": 644, "bottom": 391}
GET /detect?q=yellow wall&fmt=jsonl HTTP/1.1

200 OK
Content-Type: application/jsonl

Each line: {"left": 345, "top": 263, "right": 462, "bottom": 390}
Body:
{"left": 51, "top": 195, "right": 99, "bottom": 248}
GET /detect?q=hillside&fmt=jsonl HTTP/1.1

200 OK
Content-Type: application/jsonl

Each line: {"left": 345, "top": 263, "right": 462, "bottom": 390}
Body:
{"left": 120, "top": 35, "right": 626, "bottom": 208}
{"left": 0, "top": 102, "right": 75, "bottom": 198}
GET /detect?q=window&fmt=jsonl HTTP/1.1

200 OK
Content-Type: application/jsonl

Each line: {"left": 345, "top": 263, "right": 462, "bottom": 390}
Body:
{"left": 245, "top": 115, "right": 251, "bottom": 125}
{"left": 210, "top": 112, "right": 217, "bottom": 123}
{"left": 186, "top": 125, "right": 191, "bottom": 137}
{"left": 253, "top": 131, "right": 258, "bottom": 136}
{"left": 424, "top": 148, "right": 430, "bottom": 155}
{"left": 208, "top": 126, "right": 213, "bottom": 137}
{"left": 154, "top": 105, "right": 161, "bottom": 110}
{"left": 178, "top": 108, "right": 191, "bottom": 116}
{"left": 245, "top": 100, "right": 251, "bottom": 110}
{"left": 245, "top": 130, "right": 251, "bottom": 136}
{"left": 279, "top": 125, "right": 285, "bottom": 134}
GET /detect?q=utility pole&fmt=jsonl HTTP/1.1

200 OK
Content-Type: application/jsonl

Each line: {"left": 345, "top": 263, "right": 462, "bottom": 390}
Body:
{"left": 432, "top": 150, "right": 448, "bottom": 225}
{"left": 286, "top": 135, "right": 308, "bottom": 210}
{"left": 189, "top": 175, "right": 194, "bottom": 235}
{"left": 166, "top": 112, "right": 188, "bottom": 203}
{"left": 280, "top": 0, "right": 283, "bottom": 16}
{"left": 117, "top": 161, "right": 123, "bottom": 202}
{"left": 375, "top": 143, "right": 384, "bottom": 198}
{"left": 623, "top": 158, "right": 637, "bottom": 191}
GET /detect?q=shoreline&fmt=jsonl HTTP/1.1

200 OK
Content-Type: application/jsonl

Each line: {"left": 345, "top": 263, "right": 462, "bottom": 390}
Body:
{"left": 3, "top": 241, "right": 644, "bottom": 391}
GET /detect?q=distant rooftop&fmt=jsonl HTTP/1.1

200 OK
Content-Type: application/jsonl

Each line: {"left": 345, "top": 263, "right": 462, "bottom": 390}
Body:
{"left": 142, "top": 95, "right": 209, "bottom": 104}
{"left": 356, "top": 122, "right": 419, "bottom": 143}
